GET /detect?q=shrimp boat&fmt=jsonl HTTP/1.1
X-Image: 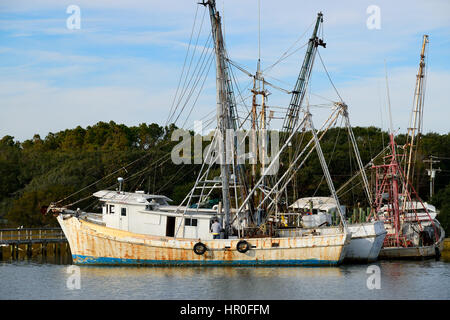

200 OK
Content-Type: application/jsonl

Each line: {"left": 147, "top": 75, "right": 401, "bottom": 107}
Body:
{"left": 372, "top": 134, "right": 445, "bottom": 259}
{"left": 48, "top": 1, "right": 352, "bottom": 266}
{"left": 373, "top": 35, "right": 445, "bottom": 259}
{"left": 289, "top": 197, "right": 386, "bottom": 263}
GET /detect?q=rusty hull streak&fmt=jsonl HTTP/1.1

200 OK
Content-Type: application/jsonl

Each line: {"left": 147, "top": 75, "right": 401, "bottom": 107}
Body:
{"left": 58, "top": 216, "right": 350, "bottom": 266}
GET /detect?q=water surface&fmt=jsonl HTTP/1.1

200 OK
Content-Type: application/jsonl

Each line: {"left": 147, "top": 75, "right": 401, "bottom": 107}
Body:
{"left": 1, "top": 254, "right": 449, "bottom": 299}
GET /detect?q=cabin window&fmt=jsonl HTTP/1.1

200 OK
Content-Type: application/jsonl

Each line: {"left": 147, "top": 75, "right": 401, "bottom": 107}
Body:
{"left": 152, "top": 198, "right": 168, "bottom": 206}
{"left": 121, "top": 208, "right": 127, "bottom": 216}
{"left": 109, "top": 205, "right": 115, "bottom": 214}
{"left": 185, "top": 218, "right": 198, "bottom": 227}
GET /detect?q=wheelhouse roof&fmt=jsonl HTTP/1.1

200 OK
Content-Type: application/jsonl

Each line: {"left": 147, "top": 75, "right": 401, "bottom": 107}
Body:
{"left": 93, "top": 190, "right": 173, "bottom": 204}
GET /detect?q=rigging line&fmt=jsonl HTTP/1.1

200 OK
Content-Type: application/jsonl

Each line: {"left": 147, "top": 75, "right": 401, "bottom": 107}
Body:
{"left": 165, "top": 4, "right": 200, "bottom": 127}
{"left": 130, "top": 174, "right": 146, "bottom": 193}
{"left": 174, "top": 17, "right": 210, "bottom": 109}
{"left": 264, "top": 73, "right": 292, "bottom": 87}
{"left": 317, "top": 49, "right": 343, "bottom": 103}
{"left": 66, "top": 154, "right": 170, "bottom": 208}
{"left": 336, "top": 143, "right": 390, "bottom": 196}
{"left": 310, "top": 92, "right": 336, "bottom": 103}
{"left": 180, "top": 51, "right": 215, "bottom": 128}
{"left": 156, "top": 163, "right": 190, "bottom": 193}
{"left": 59, "top": 105, "right": 217, "bottom": 206}
{"left": 225, "top": 61, "right": 246, "bottom": 129}
{"left": 172, "top": 44, "right": 214, "bottom": 125}
{"left": 338, "top": 179, "right": 364, "bottom": 199}
{"left": 262, "top": 42, "right": 309, "bottom": 75}
{"left": 168, "top": 6, "right": 208, "bottom": 124}
{"left": 123, "top": 155, "right": 173, "bottom": 188}
{"left": 227, "top": 60, "right": 252, "bottom": 126}
{"left": 168, "top": 34, "right": 213, "bottom": 125}
{"left": 81, "top": 198, "right": 99, "bottom": 212}
{"left": 167, "top": 33, "right": 211, "bottom": 125}
{"left": 262, "top": 19, "right": 315, "bottom": 74}
{"left": 226, "top": 58, "right": 253, "bottom": 77}
{"left": 254, "top": 108, "right": 342, "bottom": 215}
{"left": 227, "top": 58, "right": 292, "bottom": 99}
{"left": 228, "top": 76, "right": 255, "bottom": 116}
{"left": 312, "top": 116, "right": 343, "bottom": 197}
{"left": 54, "top": 149, "right": 160, "bottom": 205}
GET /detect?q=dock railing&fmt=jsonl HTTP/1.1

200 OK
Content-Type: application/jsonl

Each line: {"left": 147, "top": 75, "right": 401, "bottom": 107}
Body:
{"left": 0, "top": 227, "right": 66, "bottom": 245}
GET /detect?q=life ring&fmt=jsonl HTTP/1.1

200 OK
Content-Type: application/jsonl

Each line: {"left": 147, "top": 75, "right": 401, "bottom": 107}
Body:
{"left": 193, "top": 242, "right": 207, "bottom": 255}
{"left": 236, "top": 240, "right": 250, "bottom": 253}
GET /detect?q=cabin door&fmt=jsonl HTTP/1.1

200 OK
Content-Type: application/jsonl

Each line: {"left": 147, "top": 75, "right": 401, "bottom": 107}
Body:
{"left": 166, "top": 216, "right": 176, "bottom": 237}
{"left": 119, "top": 207, "right": 128, "bottom": 231}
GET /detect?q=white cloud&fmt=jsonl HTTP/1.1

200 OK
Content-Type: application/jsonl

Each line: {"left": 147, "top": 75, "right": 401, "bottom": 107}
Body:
{"left": 310, "top": 67, "right": 450, "bottom": 135}
{"left": 1, "top": 0, "right": 449, "bottom": 140}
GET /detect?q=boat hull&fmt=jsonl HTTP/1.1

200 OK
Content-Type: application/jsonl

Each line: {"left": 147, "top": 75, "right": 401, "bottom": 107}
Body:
{"left": 344, "top": 221, "right": 387, "bottom": 263}
{"left": 57, "top": 215, "right": 351, "bottom": 266}
{"left": 379, "top": 225, "right": 445, "bottom": 260}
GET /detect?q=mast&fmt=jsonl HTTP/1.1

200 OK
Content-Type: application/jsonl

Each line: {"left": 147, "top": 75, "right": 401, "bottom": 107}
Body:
{"left": 204, "top": 0, "right": 232, "bottom": 234}
{"left": 402, "top": 35, "right": 428, "bottom": 200}
{"left": 281, "top": 12, "right": 325, "bottom": 137}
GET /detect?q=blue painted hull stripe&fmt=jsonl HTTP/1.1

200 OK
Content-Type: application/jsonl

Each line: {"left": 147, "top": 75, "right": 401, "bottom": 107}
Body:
{"left": 72, "top": 254, "right": 340, "bottom": 266}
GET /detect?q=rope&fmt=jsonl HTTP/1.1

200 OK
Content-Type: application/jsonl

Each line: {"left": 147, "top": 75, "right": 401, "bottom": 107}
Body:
{"left": 169, "top": 35, "right": 213, "bottom": 125}
{"left": 317, "top": 49, "right": 343, "bottom": 102}
{"left": 312, "top": 116, "right": 343, "bottom": 196}
{"left": 165, "top": 4, "right": 201, "bottom": 127}
{"left": 262, "top": 19, "right": 314, "bottom": 74}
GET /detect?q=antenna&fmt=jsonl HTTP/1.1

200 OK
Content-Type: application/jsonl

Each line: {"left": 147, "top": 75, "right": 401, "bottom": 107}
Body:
{"left": 258, "top": 0, "right": 261, "bottom": 63}
{"left": 384, "top": 60, "right": 394, "bottom": 135}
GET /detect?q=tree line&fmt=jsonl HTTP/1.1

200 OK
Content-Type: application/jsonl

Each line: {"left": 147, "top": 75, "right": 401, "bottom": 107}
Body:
{"left": 0, "top": 121, "right": 449, "bottom": 234}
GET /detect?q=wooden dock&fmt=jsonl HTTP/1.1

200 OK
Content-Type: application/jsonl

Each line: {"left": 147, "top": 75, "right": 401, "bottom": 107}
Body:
{"left": 0, "top": 227, "right": 69, "bottom": 260}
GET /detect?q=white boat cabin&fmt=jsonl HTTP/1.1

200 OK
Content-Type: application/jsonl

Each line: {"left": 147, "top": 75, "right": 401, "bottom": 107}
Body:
{"left": 93, "top": 190, "right": 220, "bottom": 240}
{"left": 378, "top": 200, "right": 438, "bottom": 223}
{"left": 289, "top": 197, "right": 346, "bottom": 228}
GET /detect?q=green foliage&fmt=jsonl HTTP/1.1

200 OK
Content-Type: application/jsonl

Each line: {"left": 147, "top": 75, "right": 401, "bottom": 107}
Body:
{"left": 0, "top": 122, "right": 449, "bottom": 233}
{"left": 431, "top": 183, "right": 450, "bottom": 236}
{"left": 0, "top": 121, "right": 187, "bottom": 227}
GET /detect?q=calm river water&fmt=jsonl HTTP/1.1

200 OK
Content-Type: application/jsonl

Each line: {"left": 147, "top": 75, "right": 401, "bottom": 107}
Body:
{"left": 1, "top": 253, "right": 449, "bottom": 300}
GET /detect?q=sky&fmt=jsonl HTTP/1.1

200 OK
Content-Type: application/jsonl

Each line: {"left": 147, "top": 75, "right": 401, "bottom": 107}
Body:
{"left": 1, "top": 0, "right": 449, "bottom": 141}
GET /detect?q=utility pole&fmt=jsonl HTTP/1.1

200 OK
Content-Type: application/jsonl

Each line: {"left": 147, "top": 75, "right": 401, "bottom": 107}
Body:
{"left": 424, "top": 156, "right": 441, "bottom": 199}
